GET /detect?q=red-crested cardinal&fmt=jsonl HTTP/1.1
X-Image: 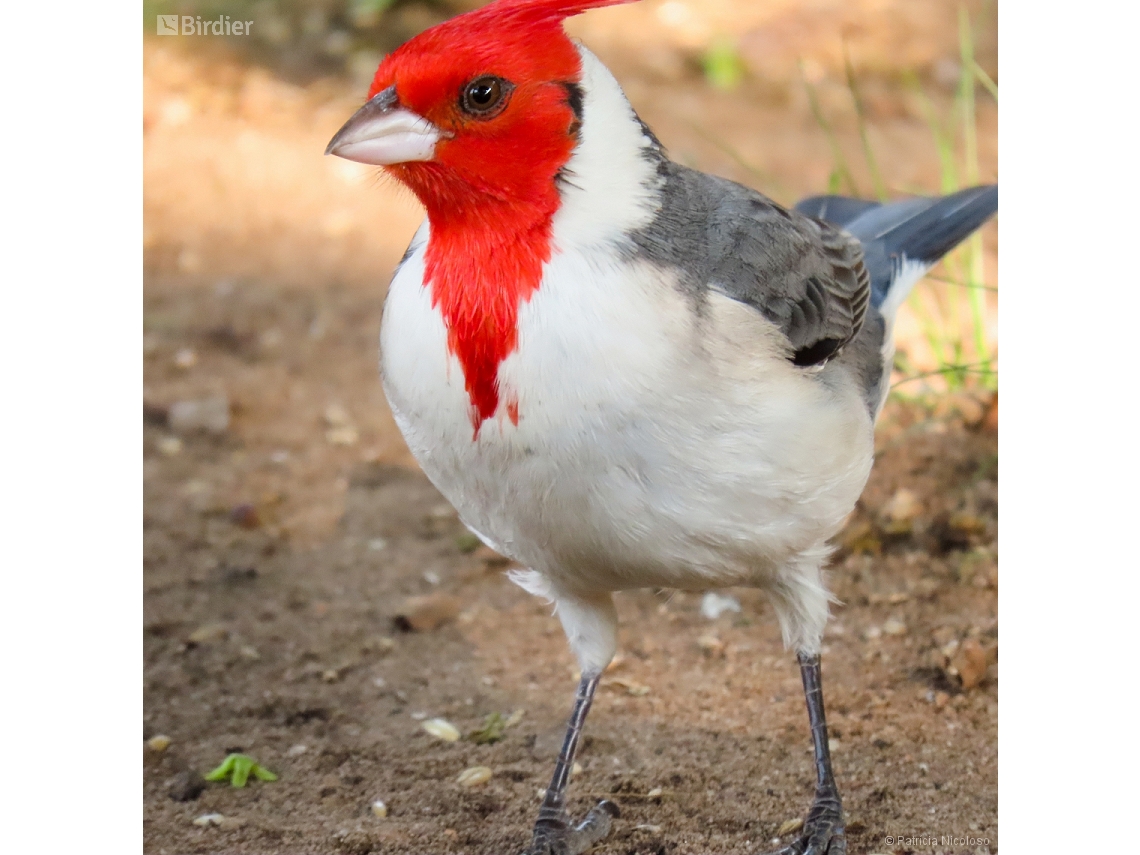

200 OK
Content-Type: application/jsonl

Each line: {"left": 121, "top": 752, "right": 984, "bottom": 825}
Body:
{"left": 326, "top": 1, "right": 998, "bottom": 852}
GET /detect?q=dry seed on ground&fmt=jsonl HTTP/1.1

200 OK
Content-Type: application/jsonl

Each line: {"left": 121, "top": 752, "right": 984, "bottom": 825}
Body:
{"left": 187, "top": 623, "right": 227, "bottom": 644}
{"left": 456, "top": 766, "right": 493, "bottom": 787}
{"left": 883, "top": 618, "right": 908, "bottom": 636}
{"left": 370, "top": 800, "right": 388, "bottom": 818}
{"left": 147, "top": 734, "right": 172, "bottom": 752}
{"left": 777, "top": 817, "right": 804, "bottom": 836}
{"left": 157, "top": 436, "right": 182, "bottom": 456}
{"left": 422, "top": 718, "right": 461, "bottom": 742}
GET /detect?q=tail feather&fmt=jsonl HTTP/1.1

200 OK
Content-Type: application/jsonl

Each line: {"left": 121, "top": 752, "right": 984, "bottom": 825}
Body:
{"left": 795, "top": 185, "right": 998, "bottom": 319}
{"left": 793, "top": 195, "right": 881, "bottom": 228}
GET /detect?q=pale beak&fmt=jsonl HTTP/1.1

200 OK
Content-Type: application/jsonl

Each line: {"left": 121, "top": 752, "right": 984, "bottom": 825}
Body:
{"left": 324, "top": 86, "right": 441, "bottom": 165}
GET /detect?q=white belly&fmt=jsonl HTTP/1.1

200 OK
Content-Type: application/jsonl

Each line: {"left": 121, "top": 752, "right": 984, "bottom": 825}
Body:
{"left": 380, "top": 228, "right": 874, "bottom": 597}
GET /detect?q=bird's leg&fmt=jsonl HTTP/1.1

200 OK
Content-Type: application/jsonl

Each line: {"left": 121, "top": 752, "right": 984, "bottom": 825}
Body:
{"left": 764, "top": 652, "right": 846, "bottom": 855}
{"left": 524, "top": 672, "right": 620, "bottom": 855}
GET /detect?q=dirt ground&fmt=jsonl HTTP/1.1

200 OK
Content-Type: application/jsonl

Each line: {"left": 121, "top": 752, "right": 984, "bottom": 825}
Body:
{"left": 143, "top": 3, "right": 998, "bottom": 853}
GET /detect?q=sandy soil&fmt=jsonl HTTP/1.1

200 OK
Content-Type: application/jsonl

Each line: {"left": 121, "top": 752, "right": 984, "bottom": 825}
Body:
{"left": 143, "top": 3, "right": 998, "bottom": 853}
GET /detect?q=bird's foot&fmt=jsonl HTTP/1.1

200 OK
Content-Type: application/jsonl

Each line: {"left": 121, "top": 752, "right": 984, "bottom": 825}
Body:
{"left": 523, "top": 800, "right": 620, "bottom": 855}
{"left": 762, "top": 788, "right": 845, "bottom": 855}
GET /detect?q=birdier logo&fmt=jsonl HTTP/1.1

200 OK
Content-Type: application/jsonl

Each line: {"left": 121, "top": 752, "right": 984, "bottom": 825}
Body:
{"left": 156, "top": 15, "right": 253, "bottom": 36}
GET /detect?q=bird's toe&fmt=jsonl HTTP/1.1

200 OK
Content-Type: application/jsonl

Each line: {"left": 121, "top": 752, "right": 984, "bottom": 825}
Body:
{"left": 523, "top": 800, "right": 620, "bottom": 855}
{"left": 761, "top": 794, "right": 845, "bottom": 855}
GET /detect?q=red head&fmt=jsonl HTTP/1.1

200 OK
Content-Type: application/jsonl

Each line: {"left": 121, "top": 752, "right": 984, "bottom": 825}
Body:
{"left": 327, "top": 0, "right": 637, "bottom": 224}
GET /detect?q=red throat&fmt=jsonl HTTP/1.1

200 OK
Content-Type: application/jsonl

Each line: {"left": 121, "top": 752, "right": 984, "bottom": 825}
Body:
{"left": 421, "top": 195, "right": 555, "bottom": 435}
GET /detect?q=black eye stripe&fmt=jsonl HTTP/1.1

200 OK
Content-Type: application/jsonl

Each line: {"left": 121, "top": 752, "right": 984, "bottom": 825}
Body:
{"left": 460, "top": 75, "right": 514, "bottom": 118}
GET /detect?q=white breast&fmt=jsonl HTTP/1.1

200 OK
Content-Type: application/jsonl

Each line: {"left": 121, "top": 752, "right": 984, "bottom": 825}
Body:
{"left": 380, "top": 228, "right": 874, "bottom": 598}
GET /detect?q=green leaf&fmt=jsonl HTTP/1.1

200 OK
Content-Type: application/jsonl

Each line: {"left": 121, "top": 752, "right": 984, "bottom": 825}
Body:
{"left": 468, "top": 711, "right": 508, "bottom": 745}
{"left": 231, "top": 756, "right": 252, "bottom": 788}
{"left": 204, "top": 753, "right": 278, "bottom": 788}
{"left": 204, "top": 754, "right": 236, "bottom": 782}
{"left": 252, "top": 764, "right": 279, "bottom": 782}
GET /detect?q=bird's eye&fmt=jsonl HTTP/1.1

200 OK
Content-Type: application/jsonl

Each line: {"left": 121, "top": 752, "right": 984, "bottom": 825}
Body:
{"left": 461, "top": 76, "right": 512, "bottom": 118}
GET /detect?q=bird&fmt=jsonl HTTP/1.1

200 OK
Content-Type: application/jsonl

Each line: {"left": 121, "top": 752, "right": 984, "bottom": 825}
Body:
{"left": 324, "top": 1, "right": 998, "bottom": 853}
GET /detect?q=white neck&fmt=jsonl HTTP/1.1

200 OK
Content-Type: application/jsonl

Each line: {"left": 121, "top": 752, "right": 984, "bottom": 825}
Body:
{"left": 550, "top": 46, "right": 663, "bottom": 249}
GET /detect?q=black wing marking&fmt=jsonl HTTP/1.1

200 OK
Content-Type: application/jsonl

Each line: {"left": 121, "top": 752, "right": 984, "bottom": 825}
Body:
{"left": 629, "top": 163, "right": 871, "bottom": 368}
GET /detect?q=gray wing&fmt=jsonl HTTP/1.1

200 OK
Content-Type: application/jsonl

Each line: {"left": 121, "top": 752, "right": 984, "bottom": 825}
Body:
{"left": 629, "top": 163, "right": 871, "bottom": 368}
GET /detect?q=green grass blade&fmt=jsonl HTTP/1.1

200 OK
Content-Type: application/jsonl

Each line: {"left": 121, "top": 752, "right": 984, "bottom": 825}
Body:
{"left": 904, "top": 72, "right": 959, "bottom": 193}
{"left": 958, "top": 4, "right": 996, "bottom": 389}
{"left": 843, "top": 43, "right": 888, "bottom": 200}
{"left": 973, "top": 61, "right": 999, "bottom": 102}
{"left": 800, "top": 61, "right": 860, "bottom": 196}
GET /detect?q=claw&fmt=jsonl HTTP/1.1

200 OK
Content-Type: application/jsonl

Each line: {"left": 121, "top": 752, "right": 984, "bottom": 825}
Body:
{"left": 761, "top": 814, "right": 845, "bottom": 855}
{"left": 525, "top": 800, "right": 620, "bottom": 855}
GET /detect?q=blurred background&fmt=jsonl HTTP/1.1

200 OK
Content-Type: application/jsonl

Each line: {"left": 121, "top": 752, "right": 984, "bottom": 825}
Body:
{"left": 144, "top": 3, "right": 998, "bottom": 853}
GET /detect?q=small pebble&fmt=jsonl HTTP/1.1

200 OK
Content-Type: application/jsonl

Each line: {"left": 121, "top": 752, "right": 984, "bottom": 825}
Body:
{"left": 173, "top": 348, "right": 198, "bottom": 369}
{"left": 882, "top": 618, "right": 908, "bottom": 637}
{"left": 323, "top": 404, "right": 351, "bottom": 426}
{"left": 394, "top": 593, "right": 463, "bottom": 632}
{"left": 422, "top": 718, "right": 461, "bottom": 742}
{"left": 370, "top": 800, "right": 388, "bottom": 818}
{"left": 952, "top": 638, "right": 988, "bottom": 690}
{"left": 168, "top": 395, "right": 229, "bottom": 434}
{"left": 169, "top": 769, "right": 206, "bottom": 802}
{"left": 229, "top": 503, "right": 261, "bottom": 529}
{"left": 326, "top": 426, "right": 359, "bottom": 446}
{"left": 259, "top": 328, "right": 284, "bottom": 350}
{"left": 697, "top": 634, "right": 725, "bottom": 656}
{"left": 700, "top": 591, "right": 742, "bottom": 620}
{"left": 147, "top": 734, "right": 172, "bottom": 752}
{"left": 456, "top": 766, "right": 493, "bottom": 787}
{"left": 157, "top": 436, "right": 182, "bottom": 456}
{"left": 364, "top": 636, "right": 395, "bottom": 654}
{"left": 882, "top": 487, "right": 921, "bottom": 522}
